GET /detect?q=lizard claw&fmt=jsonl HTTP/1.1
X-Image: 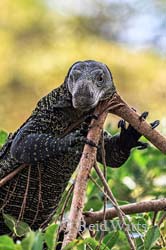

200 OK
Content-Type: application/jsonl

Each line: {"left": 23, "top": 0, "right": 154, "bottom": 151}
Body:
{"left": 139, "top": 111, "right": 149, "bottom": 121}
{"left": 118, "top": 119, "right": 126, "bottom": 130}
{"left": 150, "top": 120, "right": 160, "bottom": 129}
{"left": 136, "top": 141, "right": 149, "bottom": 150}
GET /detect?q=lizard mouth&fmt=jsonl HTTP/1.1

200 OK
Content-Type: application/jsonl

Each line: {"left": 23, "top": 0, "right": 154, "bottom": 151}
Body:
{"left": 73, "top": 101, "right": 97, "bottom": 111}
{"left": 72, "top": 92, "right": 101, "bottom": 111}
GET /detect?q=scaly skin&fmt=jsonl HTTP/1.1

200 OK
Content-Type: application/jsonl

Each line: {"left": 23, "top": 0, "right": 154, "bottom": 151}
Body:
{"left": 0, "top": 60, "right": 155, "bottom": 234}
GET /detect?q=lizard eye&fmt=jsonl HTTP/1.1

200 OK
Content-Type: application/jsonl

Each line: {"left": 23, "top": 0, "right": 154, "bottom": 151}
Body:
{"left": 96, "top": 73, "right": 105, "bottom": 86}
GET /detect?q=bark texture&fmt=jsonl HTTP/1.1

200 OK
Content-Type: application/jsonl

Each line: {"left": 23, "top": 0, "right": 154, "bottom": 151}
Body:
{"left": 62, "top": 101, "right": 112, "bottom": 248}
{"left": 62, "top": 92, "right": 166, "bottom": 248}
{"left": 108, "top": 93, "right": 166, "bottom": 153}
{"left": 84, "top": 198, "right": 166, "bottom": 225}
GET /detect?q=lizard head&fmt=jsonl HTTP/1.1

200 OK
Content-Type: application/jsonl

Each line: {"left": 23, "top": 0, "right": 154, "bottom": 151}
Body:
{"left": 66, "top": 60, "right": 116, "bottom": 111}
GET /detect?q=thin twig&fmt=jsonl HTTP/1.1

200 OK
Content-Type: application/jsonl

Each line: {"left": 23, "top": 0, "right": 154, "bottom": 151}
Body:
{"left": 98, "top": 132, "right": 107, "bottom": 248}
{"left": 160, "top": 233, "right": 166, "bottom": 247}
{"left": 59, "top": 184, "right": 74, "bottom": 221}
{"left": 88, "top": 173, "right": 144, "bottom": 244}
{"left": 94, "top": 162, "right": 136, "bottom": 250}
{"left": 158, "top": 211, "right": 166, "bottom": 227}
{"left": 30, "top": 164, "right": 43, "bottom": 227}
{"left": 0, "top": 164, "right": 27, "bottom": 187}
{"left": 152, "top": 211, "right": 158, "bottom": 226}
{"left": 18, "top": 165, "right": 31, "bottom": 221}
{"left": 88, "top": 175, "right": 111, "bottom": 202}
{"left": 56, "top": 183, "right": 74, "bottom": 242}
{"left": 89, "top": 174, "right": 140, "bottom": 248}
{"left": 0, "top": 176, "right": 19, "bottom": 211}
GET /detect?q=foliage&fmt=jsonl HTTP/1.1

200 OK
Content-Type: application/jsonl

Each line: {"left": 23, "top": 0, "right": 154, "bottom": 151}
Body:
{"left": 144, "top": 226, "right": 161, "bottom": 250}
{"left": 0, "top": 129, "right": 165, "bottom": 249}
{"left": 0, "top": 224, "right": 163, "bottom": 250}
{"left": 3, "top": 213, "right": 31, "bottom": 237}
{"left": 0, "top": 130, "right": 8, "bottom": 148}
{"left": 0, "top": 0, "right": 165, "bottom": 248}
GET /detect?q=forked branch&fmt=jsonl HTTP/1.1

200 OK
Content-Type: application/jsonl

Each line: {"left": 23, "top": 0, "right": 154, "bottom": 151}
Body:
{"left": 107, "top": 93, "right": 166, "bottom": 153}
{"left": 62, "top": 92, "right": 166, "bottom": 249}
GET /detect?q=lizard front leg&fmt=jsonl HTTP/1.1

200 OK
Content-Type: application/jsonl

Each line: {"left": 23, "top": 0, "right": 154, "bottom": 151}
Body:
{"left": 97, "top": 112, "right": 160, "bottom": 168}
{"left": 10, "top": 129, "right": 96, "bottom": 164}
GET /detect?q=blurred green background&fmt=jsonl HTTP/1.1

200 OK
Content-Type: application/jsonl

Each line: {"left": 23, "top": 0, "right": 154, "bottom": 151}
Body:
{"left": 0, "top": 0, "right": 166, "bottom": 133}
{"left": 0, "top": 1, "right": 166, "bottom": 247}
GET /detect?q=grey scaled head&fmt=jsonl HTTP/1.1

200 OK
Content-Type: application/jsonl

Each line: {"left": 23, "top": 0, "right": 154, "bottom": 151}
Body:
{"left": 66, "top": 60, "right": 116, "bottom": 111}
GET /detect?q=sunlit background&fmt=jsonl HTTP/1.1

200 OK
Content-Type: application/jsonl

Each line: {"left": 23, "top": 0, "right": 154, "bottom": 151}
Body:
{"left": 0, "top": 0, "right": 166, "bottom": 132}
{"left": 0, "top": 2, "right": 166, "bottom": 244}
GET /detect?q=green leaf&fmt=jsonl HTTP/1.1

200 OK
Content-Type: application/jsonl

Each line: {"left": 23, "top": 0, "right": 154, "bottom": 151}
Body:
{"left": 144, "top": 226, "right": 160, "bottom": 250}
{"left": 3, "top": 213, "right": 16, "bottom": 233}
{"left": 45, "top": 224, "right": 58, "bottom": 250}
{"left": 85, "top": 196, "right": 103, "bottom": 211}
{"left": 21, "top": 231, "right": 35, "bottom": 250}
{"left": 15, "top": 244, "right": 22, "bottom": 250}
{"left": 3, "top": 213, "right": 31, "bottom": 237}
{"left": 15, "top": 221, "right": 31, "bottom": 237}
{"left": 83, "top": 237, "right": 99, "bottom": 248}
{"left": 21, "top": 231, "right": 43, "bottom": 250}
{"left": 0, "top": 130, "right": 8, "bottom": 147}
{"left": 80, "top": 238, "right": 110, "bottom": 250}
{"left": 32, "top": 231, "right": 44, "bottom": 250}
{"left": 103, "top": 231, "right": 119, "bottom": 249}
{"left": 135, "top": 237, "right": 144, "bottom": 250}
{"left": 63, "top": 239, "right": 80, "bottom": 250}
{"left": 0, "top": 235, "right": 15, "bottom": 250}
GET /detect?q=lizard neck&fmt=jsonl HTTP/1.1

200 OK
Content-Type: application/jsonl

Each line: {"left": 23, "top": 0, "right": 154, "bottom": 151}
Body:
{"left": 51, "top": 83, "right": 87, "bottom": 119}
{"left": 33, "top": 83, "right": 90, "bottom": 136}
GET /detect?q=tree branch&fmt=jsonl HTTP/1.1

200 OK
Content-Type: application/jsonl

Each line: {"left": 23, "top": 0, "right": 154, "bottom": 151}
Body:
{"left": 1, "top": 92, "right": 166, "bottom": 189}
{"left": 84, "top": 199, "right": 166, "bottom": 225}
{"left": 107, "top": 93, "right": 166, "bottom": 153}
{"left": 62, "top": 101, "right": 115, "bottom": 248}
{"left": 93, "top": 161, "right": 136, "bottom": 249}
{"left": 62, "top": 91, "right": 166, "bottom": 248}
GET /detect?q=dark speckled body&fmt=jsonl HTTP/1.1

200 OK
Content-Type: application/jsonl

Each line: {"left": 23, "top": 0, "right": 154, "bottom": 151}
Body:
{"left": 0, "top": 84, "right": 87, "bottom": 233}
{"left": 0, "top": 61, "right": 131, "bottom": 234}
